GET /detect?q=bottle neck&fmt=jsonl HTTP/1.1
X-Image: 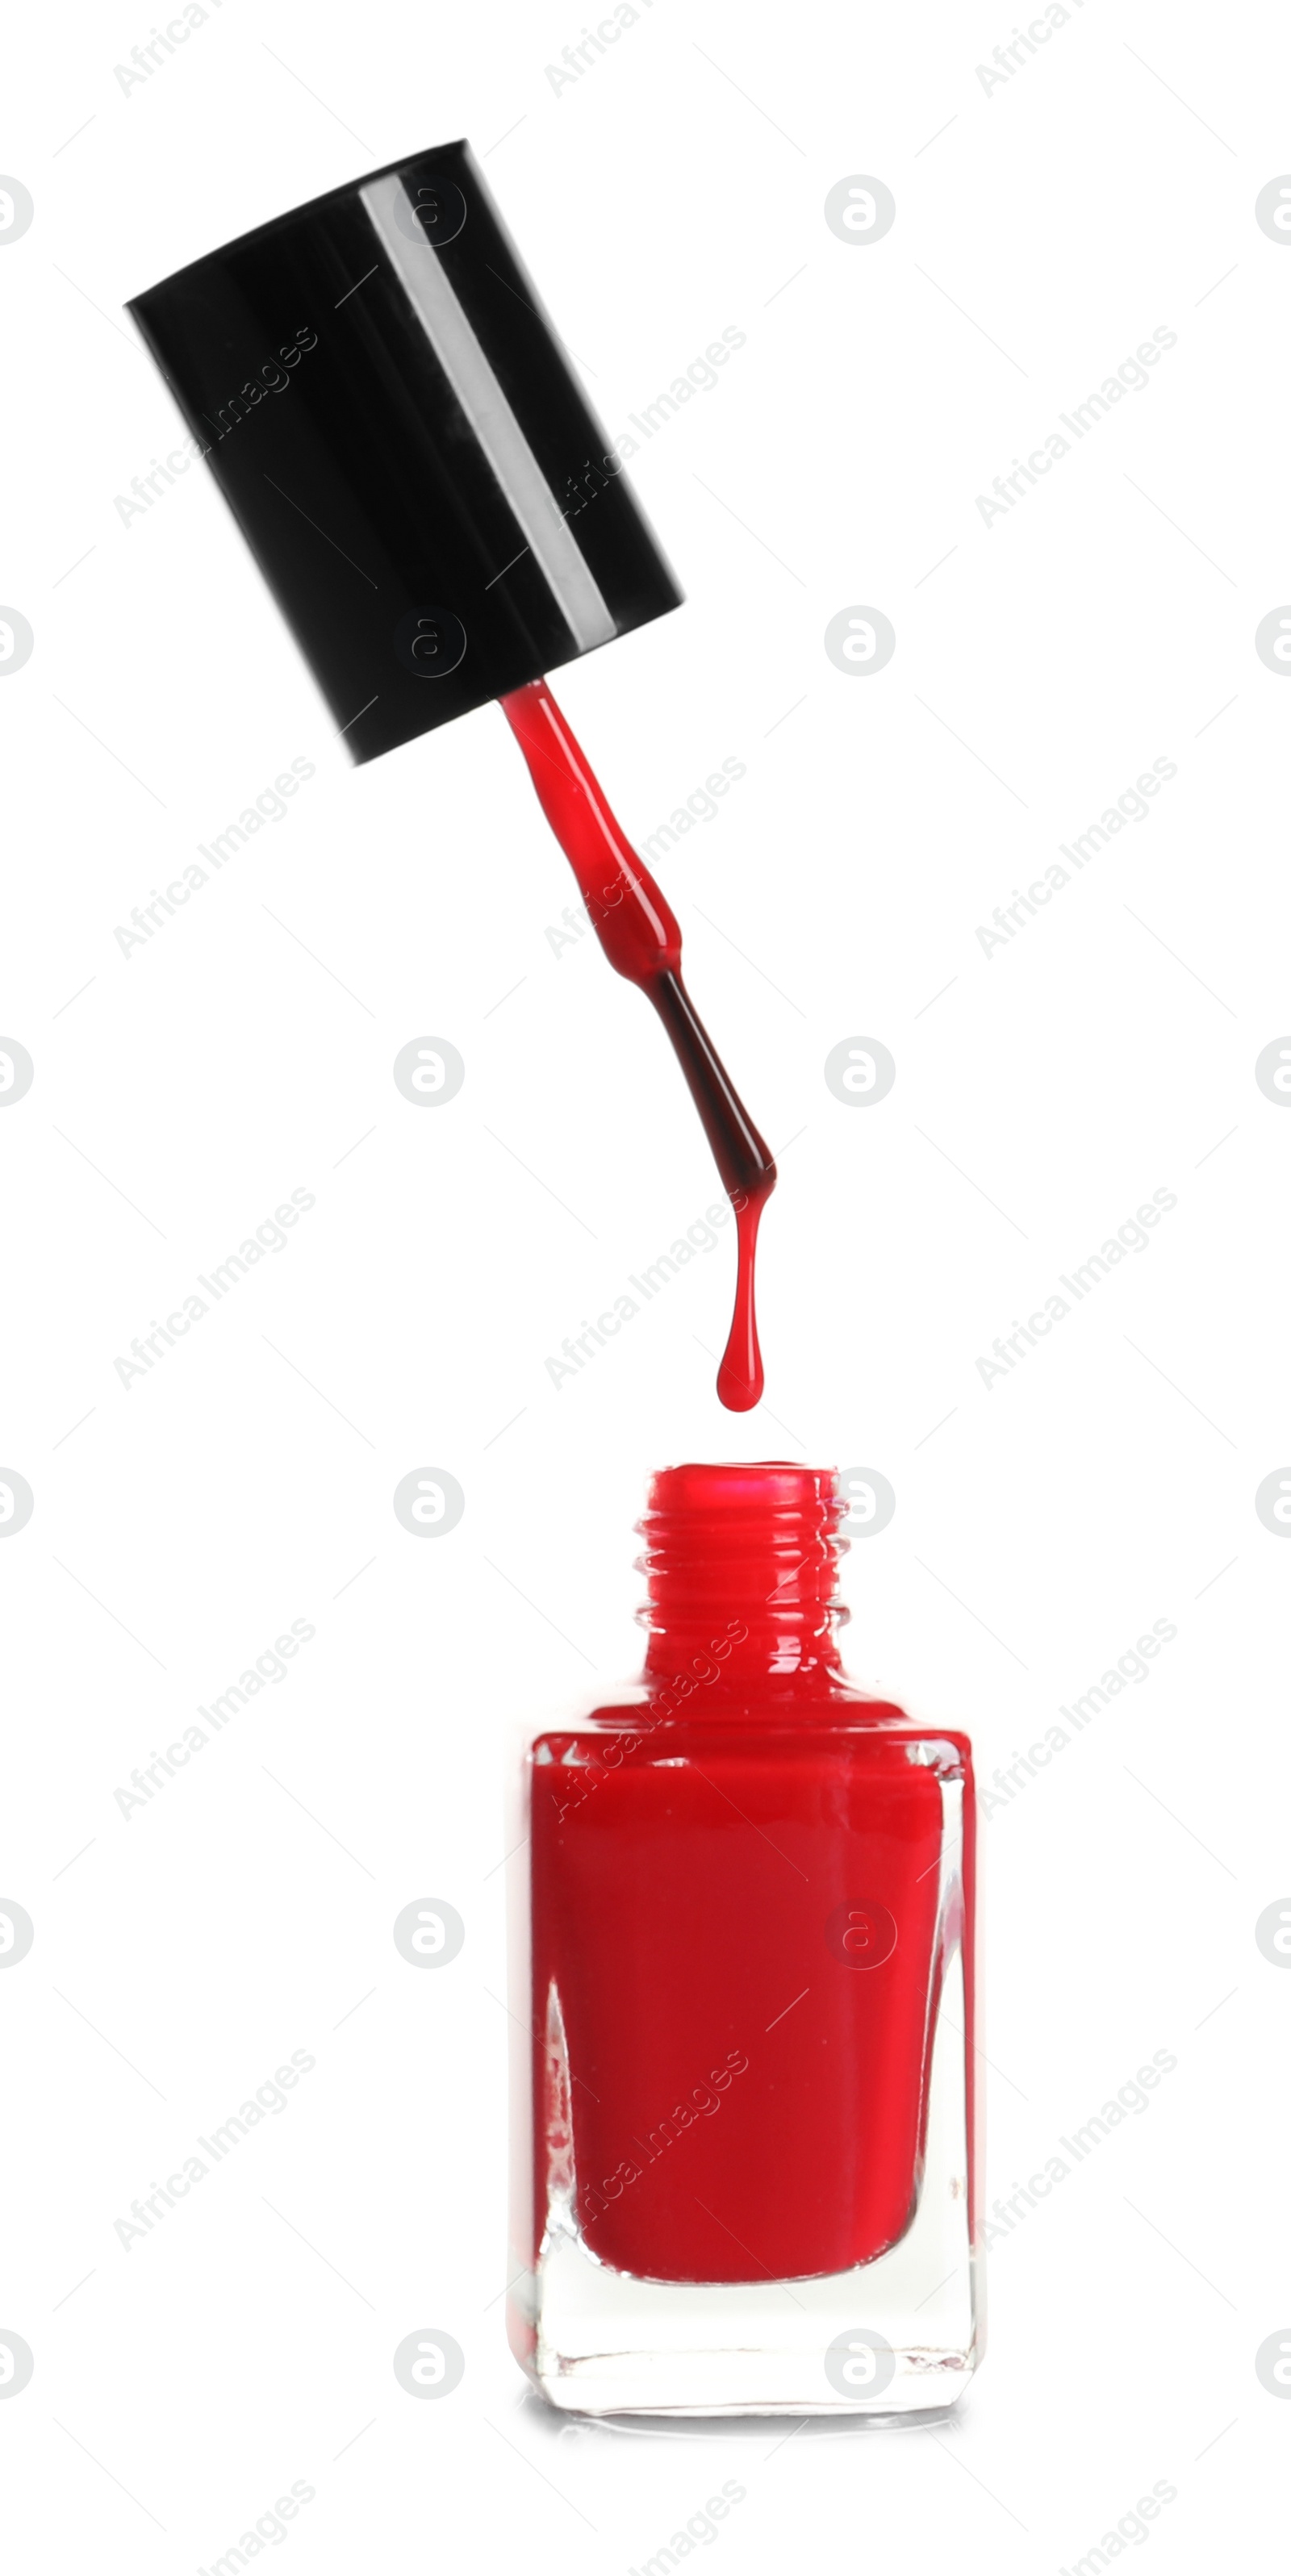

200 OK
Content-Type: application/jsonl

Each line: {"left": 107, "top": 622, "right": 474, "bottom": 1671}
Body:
{"left": 636, "top": 1462, "right": 848, "bottom": 1688}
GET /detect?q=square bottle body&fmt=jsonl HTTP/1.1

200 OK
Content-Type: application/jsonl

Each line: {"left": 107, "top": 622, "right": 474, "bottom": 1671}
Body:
{"left": 508, "top": 1690, "right": 980, "bottom": 2415}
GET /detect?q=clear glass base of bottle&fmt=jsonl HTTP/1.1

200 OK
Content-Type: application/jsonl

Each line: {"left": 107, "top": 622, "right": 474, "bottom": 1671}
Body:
{"left": 509, "top": 1942, "right": 981, "bottom": 2416}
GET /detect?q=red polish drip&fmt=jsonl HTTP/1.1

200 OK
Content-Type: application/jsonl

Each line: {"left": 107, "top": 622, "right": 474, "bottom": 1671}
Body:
{"left": 717, "top": 1190, "right": 765, "bottom": 1413}
{"left": 500, "top": 678, "right": 775, "bottom": 1410}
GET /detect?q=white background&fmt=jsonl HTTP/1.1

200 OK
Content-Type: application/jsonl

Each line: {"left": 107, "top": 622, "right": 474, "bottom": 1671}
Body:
{"left": 1, "top": 0, "right": 1288, "bottom": 2566}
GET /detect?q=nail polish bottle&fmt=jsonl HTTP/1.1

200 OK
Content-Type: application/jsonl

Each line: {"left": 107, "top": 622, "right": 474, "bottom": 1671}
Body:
{"left": 508, "top": 1463, "right": 980, "bottom": 2415}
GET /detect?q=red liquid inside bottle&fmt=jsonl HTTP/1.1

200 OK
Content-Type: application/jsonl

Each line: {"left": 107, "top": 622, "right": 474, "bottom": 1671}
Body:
{"left": 509, "top": 1463, "right": 980, "bottom": 2416}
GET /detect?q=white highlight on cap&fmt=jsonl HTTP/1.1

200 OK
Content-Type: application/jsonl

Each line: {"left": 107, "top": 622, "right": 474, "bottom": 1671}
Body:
{"left": 360, "top": 173, "right": 616, "bottom": 654}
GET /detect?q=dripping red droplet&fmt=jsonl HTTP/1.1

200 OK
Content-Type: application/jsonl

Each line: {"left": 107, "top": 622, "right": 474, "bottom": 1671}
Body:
{"left": 499, "top": 678, "right": 775, "bottom": 1412}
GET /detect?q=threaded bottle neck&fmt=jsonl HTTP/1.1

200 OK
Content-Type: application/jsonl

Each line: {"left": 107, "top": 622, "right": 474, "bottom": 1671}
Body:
{"left": 636, "top": 1462, "right": 848, "bottom": 1683}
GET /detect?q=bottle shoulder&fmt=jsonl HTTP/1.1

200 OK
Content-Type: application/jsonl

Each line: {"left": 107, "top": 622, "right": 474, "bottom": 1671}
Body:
{"left": 525, "top": 1675, "right": 971, "bottom": 1775}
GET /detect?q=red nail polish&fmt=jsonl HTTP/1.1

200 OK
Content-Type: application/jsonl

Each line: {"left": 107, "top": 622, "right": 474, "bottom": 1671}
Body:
{"left": 500, "top": 680, "right": 775, "bottom": 1411}
{"left": 508, "top": 1462, "right": 980, "bottom": 2415}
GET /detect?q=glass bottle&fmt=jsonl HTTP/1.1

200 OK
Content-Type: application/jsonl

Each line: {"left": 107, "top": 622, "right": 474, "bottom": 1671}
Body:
{"left": 507, "top": 1462, "right": 980, "bottom": 2415}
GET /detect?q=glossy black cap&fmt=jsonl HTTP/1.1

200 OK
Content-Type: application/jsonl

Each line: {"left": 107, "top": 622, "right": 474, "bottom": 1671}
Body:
{"left": 126, "top": 140, "right": 683, "bottom": 764}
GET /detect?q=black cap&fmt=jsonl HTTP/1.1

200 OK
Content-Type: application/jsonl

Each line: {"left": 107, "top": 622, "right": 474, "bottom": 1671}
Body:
{"left": 127, "top": 140, "right": 683, "bottom": 764}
